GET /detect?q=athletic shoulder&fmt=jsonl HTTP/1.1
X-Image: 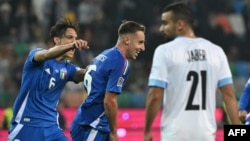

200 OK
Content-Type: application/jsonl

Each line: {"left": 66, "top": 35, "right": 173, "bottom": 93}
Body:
{"left": 102, "top": 47, "right": 126, "bottom": 63}
{"left": 93, "top": 47, "right": 128, "bottom": 72}
{"left": 198, "top": 37, "right": 224, "bottom": 50}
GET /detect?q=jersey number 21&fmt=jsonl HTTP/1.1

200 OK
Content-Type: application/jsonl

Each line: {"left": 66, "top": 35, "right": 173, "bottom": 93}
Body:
{"left": 186, "top": 70, "right": 206, "bottom": 110}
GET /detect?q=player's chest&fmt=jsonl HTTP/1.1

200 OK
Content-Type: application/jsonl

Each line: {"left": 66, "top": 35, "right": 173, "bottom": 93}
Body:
{"left": 39, "top": 63, "right": 69, "bottom": 86}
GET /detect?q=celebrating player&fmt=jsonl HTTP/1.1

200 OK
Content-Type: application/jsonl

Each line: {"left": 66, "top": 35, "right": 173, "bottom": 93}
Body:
{"left": 70, "top": 20, "right": 146, "bottom": 141}
{"left": 8, "top": 18, "right": 89, "bottom": 141}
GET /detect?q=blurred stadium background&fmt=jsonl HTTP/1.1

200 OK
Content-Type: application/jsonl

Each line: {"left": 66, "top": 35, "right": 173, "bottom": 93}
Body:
{"left": 0, "top": 0, "right": 250, "bottom": 140}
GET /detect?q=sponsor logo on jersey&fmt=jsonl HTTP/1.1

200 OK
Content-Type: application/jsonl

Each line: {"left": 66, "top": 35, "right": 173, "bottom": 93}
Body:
{"left": 24, "top": 118, "right": 30, "bottom": 122}
{"left": 117, "top": 77, "right": 124, "bottom": 87}
{"left": 60, "top": 68, "right": 67, "bottom": 79}
{"left": 45, "top": 68, "right": 51, "bottom": 74}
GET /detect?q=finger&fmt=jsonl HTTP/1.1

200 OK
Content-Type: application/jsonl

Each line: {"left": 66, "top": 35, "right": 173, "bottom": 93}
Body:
{"left": 75, "top": 40, "right": 89, "bottom": 50}
{"left": 77, "top": 41, "right": 85, "bottom": 50}
{"left": 82, "top": 40, "right": 88, "bottom": 48}
{"left": 81, "top": 41, "right": 89, "bottom": 49}
{"left": 73, "top": 42, "right": 79, "bottom": 49}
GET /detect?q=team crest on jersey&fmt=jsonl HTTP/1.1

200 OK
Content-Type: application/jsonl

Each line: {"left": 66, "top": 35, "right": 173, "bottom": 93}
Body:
{"left": 117, "top": 77, "right": 124, "bottom": 87}
{"left": 60, "top": 68, "right": 67, "bottom": 79}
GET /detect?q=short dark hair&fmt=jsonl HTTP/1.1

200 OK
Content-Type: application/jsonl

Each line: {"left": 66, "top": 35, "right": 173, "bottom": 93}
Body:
{"left": 163, "top": 2, "right": 194, "bottom": 27}
{"left": 49, "top": 18, "right": 79, "bottom": 44}
{"left": 118, "top": 20, "right": 146, "bottom": 36}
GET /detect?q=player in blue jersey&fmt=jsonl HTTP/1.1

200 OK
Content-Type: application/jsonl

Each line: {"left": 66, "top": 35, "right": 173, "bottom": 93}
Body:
{"left": 7, "top": 18, "right": 89, "bottom": 141}
{"left": 70, "top": 20, "right": 146, "bottom": 141}
{"left": 239, "top": 79, "right": 250, "bottom": 125}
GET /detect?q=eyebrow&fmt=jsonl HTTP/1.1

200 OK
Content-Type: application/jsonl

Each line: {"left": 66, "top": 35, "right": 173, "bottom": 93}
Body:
{"left": 139, "top": 40, "right": 145, "bottom": 43}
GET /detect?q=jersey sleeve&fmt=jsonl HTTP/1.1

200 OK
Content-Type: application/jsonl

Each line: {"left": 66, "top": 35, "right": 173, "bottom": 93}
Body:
{"left": 26, "top": 48, "right": 44, "bottom": 64}
{"left": 66, "top": 63, "right": 81, "bottom": 82}
{"left": 217, "top": 48, "right": 233, "bottom": 87}
{"left": 148, "top": 45, "right": 168, "bottom": 88}
{"left": 106, "top": 57, "right": 129, "bottom": 94}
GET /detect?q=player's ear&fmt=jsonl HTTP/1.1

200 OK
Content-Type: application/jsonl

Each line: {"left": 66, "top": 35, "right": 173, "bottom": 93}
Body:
{"left": 176, "top": 20, "right": 185, "bottom": 31}
{"left": 123, "top": 36, "right": 130, "bottom": 45}
{"left": 53, "top": 37, "right": 61, "bottom": 45}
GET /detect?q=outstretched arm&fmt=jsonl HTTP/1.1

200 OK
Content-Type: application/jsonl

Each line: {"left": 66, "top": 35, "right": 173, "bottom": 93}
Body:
{"left": 34, "top": 40, "right": 88, "bottom": 62}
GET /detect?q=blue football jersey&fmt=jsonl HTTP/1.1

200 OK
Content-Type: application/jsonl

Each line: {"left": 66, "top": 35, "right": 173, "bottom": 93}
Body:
{"left": 11, "top": 48, "right": 80, "bottom": 127}
{"left": 239, "top": 82, "right": 250, "bottom": 112}
{"left": 72, "top": 47, "right": 130, "bottom": 132}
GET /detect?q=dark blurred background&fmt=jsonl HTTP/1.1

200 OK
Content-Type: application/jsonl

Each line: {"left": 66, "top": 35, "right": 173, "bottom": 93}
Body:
{"left": 0, "top": 0, "right": 250, "bottom": 140}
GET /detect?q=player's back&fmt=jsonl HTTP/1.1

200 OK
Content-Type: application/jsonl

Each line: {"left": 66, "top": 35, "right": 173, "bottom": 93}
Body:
{"left": 83, "top": 47, "right": 128, "bottom": 105}
{"left": 73, "top": 47, "right": 129, "bottom": 132}
{"left": 155, "top": 37, "right": 231, "bottom": 141}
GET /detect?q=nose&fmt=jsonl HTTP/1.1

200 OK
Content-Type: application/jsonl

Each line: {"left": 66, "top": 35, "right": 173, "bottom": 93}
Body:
{"left": 141, "top": 44, "right": 145, "bottom": 51}
{"left": 159, "top": 25, "right": 163, "bottom": 33}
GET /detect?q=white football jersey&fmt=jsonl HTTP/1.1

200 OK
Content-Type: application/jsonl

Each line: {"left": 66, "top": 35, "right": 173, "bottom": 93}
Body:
{"left": 148, "top": 36, "right": 232, "bottom": 141}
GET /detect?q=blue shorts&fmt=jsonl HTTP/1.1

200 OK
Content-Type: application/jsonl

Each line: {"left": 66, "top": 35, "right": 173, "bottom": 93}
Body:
{"left": 7, "top": 123, "right": 68, "bottom": 141}
{"left": 70, "top": 122, "right": 109, "bottom": 141}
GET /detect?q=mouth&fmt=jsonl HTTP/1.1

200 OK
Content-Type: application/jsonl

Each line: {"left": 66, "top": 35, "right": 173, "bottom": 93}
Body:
{"left": 135, "top": 50, "right": 140, "bottom": 57}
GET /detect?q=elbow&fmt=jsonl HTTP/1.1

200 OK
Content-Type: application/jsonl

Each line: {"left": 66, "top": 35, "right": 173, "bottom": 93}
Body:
{"left": 104, "top": 94, "right": 117, "bottom": 109}
{"left": 73, "top": 69, "right": 85, "bottom": 83}
{"left": 147, "top": 87, "right": 164, "bottom": 102}
{"left": 34, "top": 50, "right": 50, "bottom": 62}
{"left": 104, "top": 98, "right": 113, "bottom": 108}
{"left": 148, "top": 92, "right": 163, "bottom": 102}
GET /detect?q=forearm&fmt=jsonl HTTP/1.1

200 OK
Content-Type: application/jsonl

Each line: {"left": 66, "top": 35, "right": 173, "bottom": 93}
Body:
{"left": 144, "top": 97, "right": 161, "bottom": 133}
{"left": 144, "top": 87, "right": 163, "bottom": 133}
{"left": 223, "top": 93, "right": 241, "bottom": 124}
{"left": 104, "top": 94, "right": 118, "bottom": 133}
{"left": 35, "top": 43, "right": 75, "bottom": 62}
{"left": 47, "top": 43, "right": 75, "bottom": 58}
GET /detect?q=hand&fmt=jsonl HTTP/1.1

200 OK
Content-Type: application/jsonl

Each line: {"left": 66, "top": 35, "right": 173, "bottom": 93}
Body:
{"left": 239, "top": 110, "right": 247, "bottom": 122}
{"left": 73, "top": 39, "right": 89, "bottom": 50}
{"left": 109, "top": 132, "right": 118, "bottom": 141}
{"left": 144, "top": 132, "right": 153, "bottom": 141}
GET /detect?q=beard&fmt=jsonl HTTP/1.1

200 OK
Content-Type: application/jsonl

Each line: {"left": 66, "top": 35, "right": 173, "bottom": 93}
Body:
{"left": 161, "top": 32, "right": 175, "bottom": 42}
{"left": 165, "top": 36, "right": 175, "bottom": 42}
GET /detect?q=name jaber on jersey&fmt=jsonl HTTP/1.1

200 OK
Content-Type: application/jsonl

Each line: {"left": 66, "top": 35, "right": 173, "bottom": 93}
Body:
{"left": 187, "top": 49, "right": 206, "bottom": 62}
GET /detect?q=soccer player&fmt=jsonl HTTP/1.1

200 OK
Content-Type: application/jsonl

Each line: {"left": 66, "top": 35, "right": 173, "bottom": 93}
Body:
{"left": 70, "top": 20, "right": 146, "bottom": 141}
{"left": 7, "top": 18, "right": 89, "bottom": 141}
{"left": 144, "top": 2, "right": 241, "bottom": 141}
{"left": 238, "top": 79, "right": 250, "bottom": 125}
